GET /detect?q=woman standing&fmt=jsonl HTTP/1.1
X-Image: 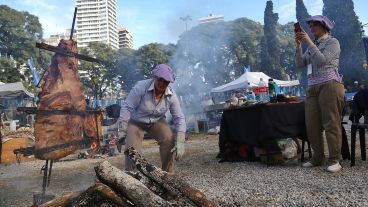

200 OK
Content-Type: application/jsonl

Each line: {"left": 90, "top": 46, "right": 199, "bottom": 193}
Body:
{"left": 295, "top": 15, "right": 345, "bottom": 172}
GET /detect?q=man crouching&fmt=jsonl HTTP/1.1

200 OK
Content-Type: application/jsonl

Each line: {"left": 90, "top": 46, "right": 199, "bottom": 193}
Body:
{"left": 119, "top": 64, "right": 186, "bottom": 173}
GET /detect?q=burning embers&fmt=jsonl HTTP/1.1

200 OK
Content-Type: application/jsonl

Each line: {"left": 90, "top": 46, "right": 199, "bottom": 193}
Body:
{"left": 91, "top": 141, "right": 98, "bottom": 149}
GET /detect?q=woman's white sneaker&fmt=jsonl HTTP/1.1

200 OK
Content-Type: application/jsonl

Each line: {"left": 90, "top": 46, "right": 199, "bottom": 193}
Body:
{"left": 302, "top": 162, "right": 314, "bottom": 168}
{"left": 327, "top": 163, "right": 342, "bottom": 173}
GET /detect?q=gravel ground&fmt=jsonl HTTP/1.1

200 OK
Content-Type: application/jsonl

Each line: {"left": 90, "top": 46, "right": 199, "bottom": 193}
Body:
{"left": 0, "top": 132, "right": 368, "bottom": 207}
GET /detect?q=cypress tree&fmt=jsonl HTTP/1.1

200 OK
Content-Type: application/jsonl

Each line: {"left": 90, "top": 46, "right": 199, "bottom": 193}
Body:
{"left": 260, "top": 0, "right": 283, "bottom": 79}
{"left": 323, "top": 0, "right": 366, "bottom": 85}
{"left": 296, "top": 0, "right": 312, "bottom": 46}
{"left": 295, "top": 0, "right": 311, "bottom": 87}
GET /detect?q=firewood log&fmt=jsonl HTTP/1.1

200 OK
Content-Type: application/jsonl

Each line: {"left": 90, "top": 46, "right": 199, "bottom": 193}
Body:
{"left": 39, "top": 192, "right": 81, "bottom": 207}
{"left": 125, "top": 171, "right": 166, "bottom": 198}
{"left": 125, "top": 147, "right": 216, "bottom": 207}
{"left": 125, "top": 171, "right": 196, "bottom": 207}
{"left": 95, "top": 161, "right": 172, "bottom": 207}
{"left": 71, "top": 183, "right": 132, "bottom": 207}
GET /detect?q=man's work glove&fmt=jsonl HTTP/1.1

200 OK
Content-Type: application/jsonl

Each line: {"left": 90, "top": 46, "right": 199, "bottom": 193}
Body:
{"left": 118, "top": 121, "right": 128, "bottom": 139}
{"left": 171, "top": 132, "right": 186, "bottom": 160}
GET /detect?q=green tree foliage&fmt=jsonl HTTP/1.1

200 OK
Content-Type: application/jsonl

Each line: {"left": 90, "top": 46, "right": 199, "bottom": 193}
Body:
{"left": 228, "top": 18, "right": 264, "bottom": 77}
{"left": 296, "top": 0, "right": 311, "bottom": 38}
{"left": 323, "top": 0, "right": 367, "bottom": 85}
{"left": 295, "top": 0, "right": 312, "bottom": 86}
{"left": 79, "top": 42, "right": 118, "bottom": 100}
{"left": 0, "top": 5, "right": 43, "bottom": 62}
{"left": 278, "top": 22, "right": 296, "bottom": 80}
{"left": 158, "top": 43, "right": 176, "bottom": 59}
{"left": 0, "top": 57, "right": 22, "bottom": 83}
{"left": 117, "top": 48, "right": 142, "bottom": 92}
{"left": 260, "top": 0, "right": 283, "bottom": 79}
{"left": 116, "top": 43, "right": 172, "bottom": 92}
{"left": 135, "top": 43, "right": 168, "bottom": 78}
{"left": 0, "top": 5, "right": 43, "bottom": 88}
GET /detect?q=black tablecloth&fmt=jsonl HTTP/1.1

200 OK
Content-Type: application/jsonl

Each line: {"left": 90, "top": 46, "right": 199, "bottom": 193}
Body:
{"left": 219, "top": 102, "right": 306, "bottom": 153}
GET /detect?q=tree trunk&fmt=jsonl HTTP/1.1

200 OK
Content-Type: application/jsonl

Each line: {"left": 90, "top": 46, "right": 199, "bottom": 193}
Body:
{"left": 125, "top": 147, "right": 216, "bottom": 207}
{"left": 39, "top": 192, "right": 81, "bottom": 207}
{"left": 95, "top": 161, "right": 171, "bottom": 207}
{"left": 71, "top": 183, "right": 132, "bottom": 207}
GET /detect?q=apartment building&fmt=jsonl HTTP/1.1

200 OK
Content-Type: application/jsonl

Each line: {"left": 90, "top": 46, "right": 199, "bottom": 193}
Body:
{"left": 118, "top": 27, "right": 133, "bottom": 49}
{"left": 198, "top": 14, "right": 225, "bottom": 24}
{"left": 44, "top": 29, "right": 76, "bottom": 46}
{"left": 75, "top": 0, "right": 119, "bottom": 49}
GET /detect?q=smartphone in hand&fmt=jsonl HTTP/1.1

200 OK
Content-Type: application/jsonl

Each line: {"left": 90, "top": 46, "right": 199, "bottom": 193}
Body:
{"left": 294, "top": 22, "right": 303, "bottom": 33}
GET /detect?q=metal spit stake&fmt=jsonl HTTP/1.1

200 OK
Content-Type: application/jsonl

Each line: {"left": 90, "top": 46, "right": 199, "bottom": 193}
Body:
{"left": 33, "top": 160, "right": 55, "bottom": 205}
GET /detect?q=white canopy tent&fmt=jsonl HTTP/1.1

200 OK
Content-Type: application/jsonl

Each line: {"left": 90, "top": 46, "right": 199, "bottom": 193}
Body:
{"left": 211, "top": 72, "right": 300, "bottom": 93}
{"left": 0, "top": 82, "right": 34, "bottom": 98}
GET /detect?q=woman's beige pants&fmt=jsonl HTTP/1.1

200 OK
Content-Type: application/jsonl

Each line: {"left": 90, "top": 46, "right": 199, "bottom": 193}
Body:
{"left": 124, "top": 119, "right": 175, "bottom": 172}
{"left": 305, "top": 80, "right": 345, "bottom": 165}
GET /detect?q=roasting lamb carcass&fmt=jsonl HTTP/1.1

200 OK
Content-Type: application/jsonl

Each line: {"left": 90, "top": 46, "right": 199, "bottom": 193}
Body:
{"left": 34, "top": 39, "right": 87, "bottom": 160}
{"left": 83, "top": 111, "right": 103, "bottom": 148}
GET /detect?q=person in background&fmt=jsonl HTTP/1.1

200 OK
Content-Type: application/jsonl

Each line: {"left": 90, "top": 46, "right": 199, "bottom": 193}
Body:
{"left": 201, "top": 95, "right": 214, "bottom": 108}
{"left": 14, "top": 111, "right": 26, "bottom": 127}
{"left": 119, "top": 64, "right": 186, "bottom": 173}
{"left": 295, "top": 15, "right": 344, "bottom": 173}
{"left": 353, "top": 81, "right": 360, "bottom": 92}
{"left": 0, "top": 109, "right": 7, "bottom": 122}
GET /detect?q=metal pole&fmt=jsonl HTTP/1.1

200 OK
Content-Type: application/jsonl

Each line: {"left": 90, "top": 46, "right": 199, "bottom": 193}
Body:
{"left": 42, "top": 160, "right": 49, "bottom": 199}
{"left": 180, "top": 15, "right": 192, "bottom": 33}
{"left": 179, "top": 15, "right": 192, "bottom": 53}
{"left": 70, "top": 7, "right": 78, "bottom": 40}
{"left": 47, "top": 160, "right": 53, "bottom": 187}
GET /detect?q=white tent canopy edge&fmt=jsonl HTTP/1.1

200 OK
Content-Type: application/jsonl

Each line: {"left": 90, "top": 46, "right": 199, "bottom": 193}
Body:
{"left": 211, "top": 72, "right": 300, "bottom": 93}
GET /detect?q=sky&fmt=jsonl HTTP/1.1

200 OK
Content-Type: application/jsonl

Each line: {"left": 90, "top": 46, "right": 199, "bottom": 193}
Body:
{"left": 1, "top": 0, "right": 368, "bottom": 49}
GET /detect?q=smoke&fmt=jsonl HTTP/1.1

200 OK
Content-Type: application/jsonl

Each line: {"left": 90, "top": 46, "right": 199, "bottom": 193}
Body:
{"left": 169, "top": 21, "right": 232, "bottom": 116}
{"left": 163, "top": 3, "right": 204, "bottom": 43}
{"left": 116, "top": 48, "right": 144, "bottom": 94}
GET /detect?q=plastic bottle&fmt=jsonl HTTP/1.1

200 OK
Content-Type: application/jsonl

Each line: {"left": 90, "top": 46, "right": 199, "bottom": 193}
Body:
{"left": 258, "top": 78, "right": 268, "bottom": 102}
{"left": 255, "top": 91, "right": 261, "bottom": 102}
{"left": 10, "top": 120, "right": 16, "bottom": 131}
{"left": 296, "top": 87, "right": 301, "bottom": 97}
{"left": 274, "top": 82, "right": 281, "bottom": 95}
{"left": 247, "top": 91, "right": 255, "bottom": 101}
{"left": 246, "top": 82, "right": 251, "bottom": 94}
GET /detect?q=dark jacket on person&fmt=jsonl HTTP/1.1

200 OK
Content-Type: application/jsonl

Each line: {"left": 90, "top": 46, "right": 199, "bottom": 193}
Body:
{"left": 349, "top": 89, "right": 368, "bottom": 122}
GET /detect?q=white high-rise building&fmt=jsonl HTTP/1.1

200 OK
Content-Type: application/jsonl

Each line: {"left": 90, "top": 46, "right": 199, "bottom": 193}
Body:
{"left": 118, "top": 27, "right": 133, "bottom": 49}
{"left": 75, "top": 0, "right": 119, "bottom": 50}
{"left": 44, "top": 29, "right": 77, "bottom": 46}
{"left": 198, "top": 14, "right": 224, "bottom": 24}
